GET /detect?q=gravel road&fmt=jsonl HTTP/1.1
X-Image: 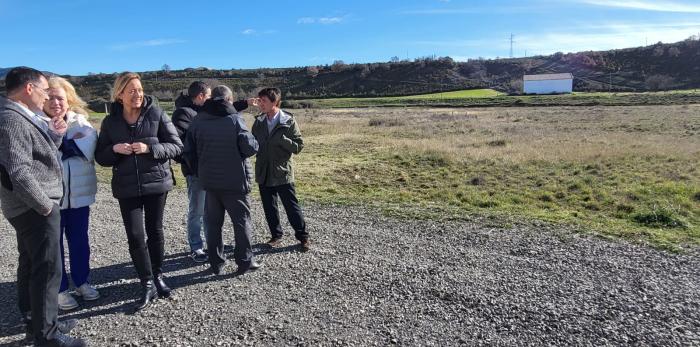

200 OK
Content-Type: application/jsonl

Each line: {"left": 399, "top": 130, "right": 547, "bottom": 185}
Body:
{"left": 0, "top": 184, "right": 698, "bottom": 346}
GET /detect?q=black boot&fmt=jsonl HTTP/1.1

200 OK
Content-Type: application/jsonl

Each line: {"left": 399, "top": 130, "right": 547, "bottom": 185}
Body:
{"left": 154, "top": 274, "right": 171, "bottom": 298}
{"left": 136, "top": 279, "right": 157, "bottom": 311}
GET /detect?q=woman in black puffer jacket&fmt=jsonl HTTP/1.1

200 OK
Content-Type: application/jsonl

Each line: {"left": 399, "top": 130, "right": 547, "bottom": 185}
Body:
{"left": 95, "top": 72, "right": 182, "bottom": 310}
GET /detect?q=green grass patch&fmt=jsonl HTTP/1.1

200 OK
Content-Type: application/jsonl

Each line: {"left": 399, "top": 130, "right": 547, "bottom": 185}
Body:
{"left": 295, "top": 145, "right": 700, "bottom": 251}
{"left": 300, "top": 90, "right": 700, "bottom": 108}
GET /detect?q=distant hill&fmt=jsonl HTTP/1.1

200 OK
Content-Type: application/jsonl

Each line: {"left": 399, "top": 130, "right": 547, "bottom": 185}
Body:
{"left": 3, "top": 38, "right": 700, "bottom": 103}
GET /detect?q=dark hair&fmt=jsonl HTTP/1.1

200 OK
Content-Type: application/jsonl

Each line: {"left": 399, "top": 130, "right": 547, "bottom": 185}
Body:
{"left": 5, "top": 66, "right": 46, "bottom": 94}
{"left": 188, "top": 81, "right": 209, "bottom": 100}
{"left": 258, "top": 87, "right": 282, "bottom": 106}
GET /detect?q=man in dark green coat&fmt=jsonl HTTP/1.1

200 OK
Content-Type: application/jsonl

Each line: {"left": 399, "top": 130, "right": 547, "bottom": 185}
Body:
{"left": 251, "top": 87, "right": 309, "bottom": 251}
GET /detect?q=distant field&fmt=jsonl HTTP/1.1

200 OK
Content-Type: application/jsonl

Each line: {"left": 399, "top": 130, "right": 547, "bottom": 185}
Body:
{"left": 299, "top": 89, "right": 700, "bottom": 108}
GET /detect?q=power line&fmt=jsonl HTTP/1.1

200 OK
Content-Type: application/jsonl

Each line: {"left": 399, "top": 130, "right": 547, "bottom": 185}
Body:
{"left": 509, "top": 34, "right": 515, "bottom": 58}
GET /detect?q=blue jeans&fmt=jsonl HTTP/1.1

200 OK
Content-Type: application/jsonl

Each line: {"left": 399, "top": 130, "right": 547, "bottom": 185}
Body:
{"left": 59, "top": 206, "right": 92, "bottom": 292}
{"left": 186, "top": 175, "right": 207, "bottom": 252}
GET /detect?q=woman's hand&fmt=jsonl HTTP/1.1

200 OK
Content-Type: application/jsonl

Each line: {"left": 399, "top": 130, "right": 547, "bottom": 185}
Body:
{"left": 131, "top": 142, "right": 149, "bottom": 154}
{"left": 113, "top": 143, "right": 133, "bottom": 155}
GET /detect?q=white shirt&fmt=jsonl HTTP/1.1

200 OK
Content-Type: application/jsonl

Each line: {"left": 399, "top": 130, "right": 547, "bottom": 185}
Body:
{"left": 266, "top": 110, "right": 280, "bottom": 134}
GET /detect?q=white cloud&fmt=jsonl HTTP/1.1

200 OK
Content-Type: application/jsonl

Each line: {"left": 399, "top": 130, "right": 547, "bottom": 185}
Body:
{"left": 109, "top": 38, "right": 186, "bottom": 51}
{"left": 579, "top": 0, "right": 700, "bottom": 13}
{"left": 319, "top": 17, "right": 343, "bottom": 24}
{"left": 298, "top": 16, "right": 345, "bottom": 25}
{"left": 297, "top": 17, "right": 316, "bottom": 24}
{"left": 242, "top": 29, "right": 256, "bottom": 35}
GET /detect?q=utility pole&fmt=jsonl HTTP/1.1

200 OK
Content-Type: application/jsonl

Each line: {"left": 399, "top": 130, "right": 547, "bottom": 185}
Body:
{"left": 509, "top": 33, "right": 515, "bottom": 58}
{"left": 609, "top": 71, "right": 612, "bottom": 93}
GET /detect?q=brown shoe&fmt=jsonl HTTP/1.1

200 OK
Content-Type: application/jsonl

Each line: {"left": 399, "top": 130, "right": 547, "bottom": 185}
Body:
{"left": 267, "top": 237, "right": 282, "bottom": 247}
{"left": 300, "top": 239, "right": 310, "bottom": 252}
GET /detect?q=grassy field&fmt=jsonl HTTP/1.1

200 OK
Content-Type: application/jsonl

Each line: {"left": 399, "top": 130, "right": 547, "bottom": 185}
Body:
{"left": 300, "top": 89, "right": 700, "bottom": 108}
{"left": 289, "top": 105, "right": 699, "bottom": 251}
{"left": 89, "top": 104, "right": 700, "bottom": 251}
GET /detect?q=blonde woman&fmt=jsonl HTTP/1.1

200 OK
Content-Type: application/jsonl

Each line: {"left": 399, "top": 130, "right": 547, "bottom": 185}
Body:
{"left": 43, "top": 76, "right": 101, "bottom": 311}
{"left": 95, "top": 72, "right": 182, "bottom": 310}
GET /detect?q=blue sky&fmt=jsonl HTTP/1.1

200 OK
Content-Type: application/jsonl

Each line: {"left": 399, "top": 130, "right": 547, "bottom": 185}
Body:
{"left": 2, "top": 0, "right": 700, "bottom": 75}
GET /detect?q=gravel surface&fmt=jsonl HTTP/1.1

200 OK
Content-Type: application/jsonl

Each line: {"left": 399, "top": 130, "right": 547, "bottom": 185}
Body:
{"left": 0, "top": 183, "right": 698, "bottom": 346}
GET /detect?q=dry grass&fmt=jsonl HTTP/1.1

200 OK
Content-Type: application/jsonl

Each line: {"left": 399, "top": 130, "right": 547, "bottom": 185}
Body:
{"left": 282, "top": 105, "right": 700, "bottom": 250}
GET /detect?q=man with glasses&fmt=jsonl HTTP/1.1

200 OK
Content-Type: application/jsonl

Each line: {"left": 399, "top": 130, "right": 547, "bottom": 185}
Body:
{"left": 0, "top": 67, "right": 86, "bottom": 347}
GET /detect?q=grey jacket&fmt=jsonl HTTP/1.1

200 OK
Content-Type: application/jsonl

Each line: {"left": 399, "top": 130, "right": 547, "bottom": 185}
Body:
{"left": 0, "top": 96, "right": 64, "bottom": 218}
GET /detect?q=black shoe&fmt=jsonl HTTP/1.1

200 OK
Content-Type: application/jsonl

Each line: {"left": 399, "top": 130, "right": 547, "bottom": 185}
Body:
{"left": 299, "top": 239, "right": 311, "bottom": 252}
{"left": 210, "top": 261, "right": 227, "bottom": 275}
{"left": 136, "top": 280, "right": 158, "bottom": 311}
{"left": 266, "top": 237, "right": 282, "bottom": 247}
{"left": 25, "top": 319, "right": 79, "bottom": 343}
{"left": 223, "top": 244, "right": 234, "bottom": 253}
{"left": 37, "top": 331, "right": 86, "bottom": 347}
{"left": 154, "top": 274, "right": 172, "bottom": 298}
{"left": 235, "top": 260, "right": 262, "bottom": 276}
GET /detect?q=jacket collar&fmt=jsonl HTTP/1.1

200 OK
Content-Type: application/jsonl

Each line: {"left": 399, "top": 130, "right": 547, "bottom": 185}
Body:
{"left": 109, "top": 95, "right": 156, "bottom": 118}
{"left": 0, "top": 96, "right": 54, "bottom": 142}
{"left": 257, "top": 109, "right": 291, "bottom": 126}
{"left": 202, "top": 98, "right": 239, "bottom": 117}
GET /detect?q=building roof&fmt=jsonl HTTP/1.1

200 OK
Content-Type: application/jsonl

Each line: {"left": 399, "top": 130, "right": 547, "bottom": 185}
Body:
{"left": 523, "top": 73, "right": 573, "bottom": 81}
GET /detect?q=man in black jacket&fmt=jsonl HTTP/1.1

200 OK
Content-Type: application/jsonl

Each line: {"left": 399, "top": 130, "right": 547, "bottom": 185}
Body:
{"left": 172, "top": 82, "right": 211, "bottom": 263}
{"left": 183, "top": 85, "right": 261, "bottom": 276}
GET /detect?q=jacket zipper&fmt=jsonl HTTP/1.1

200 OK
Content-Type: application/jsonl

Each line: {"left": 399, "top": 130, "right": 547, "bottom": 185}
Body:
{"left": 128, "top": 113, "right": 143, "bottom": 197}
{"left": 66, "top": 161, "right": 72, "bottom": 209}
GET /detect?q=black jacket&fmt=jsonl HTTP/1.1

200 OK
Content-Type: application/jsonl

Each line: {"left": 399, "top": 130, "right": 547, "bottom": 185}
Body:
{"left": 183, "top": 98, "right": 258, "bottom": 194}
{"left": 171, "top": 94, "right": 200, "bottom": 176}
{"left": 95, "top": 96, "right": 183, "bottom": 199}
{"left": 172, "top": 93, "right": 249, "bottom": 176}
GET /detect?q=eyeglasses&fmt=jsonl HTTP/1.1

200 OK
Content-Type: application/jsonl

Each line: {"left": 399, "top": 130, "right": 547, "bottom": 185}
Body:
{"left": 29, "top": 83, "right": 50, "bottom": 96}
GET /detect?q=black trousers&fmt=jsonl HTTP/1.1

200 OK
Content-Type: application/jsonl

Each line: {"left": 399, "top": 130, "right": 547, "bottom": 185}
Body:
{"left": 259, "top": 183, "right": 307, "bottom": 241}
{"left": 118, "top": 193, "right": 167, "bottom": 281}
{"left": 205, "top": 190, "right": 253, "bottom": 267}
{"left": 8, "top": 204, "right": 61, "bottom": 343}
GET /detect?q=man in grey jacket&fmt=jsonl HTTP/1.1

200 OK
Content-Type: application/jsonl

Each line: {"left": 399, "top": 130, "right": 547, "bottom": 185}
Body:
{"left": 183, "top": 85, "right": 261, "bottom": 276}
{"left": 0, "top": 67, "right": 86, "bottom": 347}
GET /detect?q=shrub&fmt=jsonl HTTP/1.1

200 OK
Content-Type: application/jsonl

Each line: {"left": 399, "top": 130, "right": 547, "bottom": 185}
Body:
{"left": 632, "top": 205, "right": 685, "bottom": 228}
{"left": 368, "top": 118, "right": 405, "bottom": 127}
{"left": 88, "top": 98, "right": 109, "bottom": 113}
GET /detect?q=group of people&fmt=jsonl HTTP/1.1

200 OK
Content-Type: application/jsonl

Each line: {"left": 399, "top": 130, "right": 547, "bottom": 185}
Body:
{"left": 0, "top": 66, "right": 309, "bottom": 347}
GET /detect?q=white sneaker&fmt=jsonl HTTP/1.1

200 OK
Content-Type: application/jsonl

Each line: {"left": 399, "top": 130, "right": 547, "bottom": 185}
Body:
{"left": 75, "top": 283, "right": 100, "bottom": 301}
{"left": 58, "top": 291, "right": 79, "bottom": 310}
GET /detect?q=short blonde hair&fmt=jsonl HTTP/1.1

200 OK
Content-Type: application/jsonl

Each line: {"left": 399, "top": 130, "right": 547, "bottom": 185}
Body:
{"left": 48, "top": 76, "right": 90, "bottom": 116}
{"left": 111, "top": 72, "right": 141, "bottom": 103}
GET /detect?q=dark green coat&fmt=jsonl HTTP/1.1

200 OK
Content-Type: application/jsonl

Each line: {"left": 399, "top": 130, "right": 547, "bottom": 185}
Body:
{"left": 251, "top": 110, "right": 304, "bottom": 187}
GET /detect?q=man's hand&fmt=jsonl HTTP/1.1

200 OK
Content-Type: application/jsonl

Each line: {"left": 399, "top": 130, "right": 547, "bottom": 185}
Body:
{"left": 247, "top": 97, "right": 260, "bottom": 107}
{"left": 113, "top": 143, "right": 133, "bottom": 155}
{"left": 131, "top": 142, "right": 149, "bottom": 154}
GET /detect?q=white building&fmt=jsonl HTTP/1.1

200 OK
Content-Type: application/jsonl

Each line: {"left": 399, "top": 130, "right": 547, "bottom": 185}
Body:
{"left": 523, "top": 73, "right": 573, "bottom": 94}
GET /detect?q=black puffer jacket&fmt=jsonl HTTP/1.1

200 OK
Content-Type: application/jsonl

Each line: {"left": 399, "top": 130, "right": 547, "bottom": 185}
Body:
{"left": 95, "top": 96, "right": 183, "bottom": 199}
{"left": 183, "top": 98, "right": 257, "bottom": 194}
{"left": 172, "top": 93, "right": 249, "bottom": 176}
{"left": 171, "top": 93, "right": 200, "bottom": 176}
